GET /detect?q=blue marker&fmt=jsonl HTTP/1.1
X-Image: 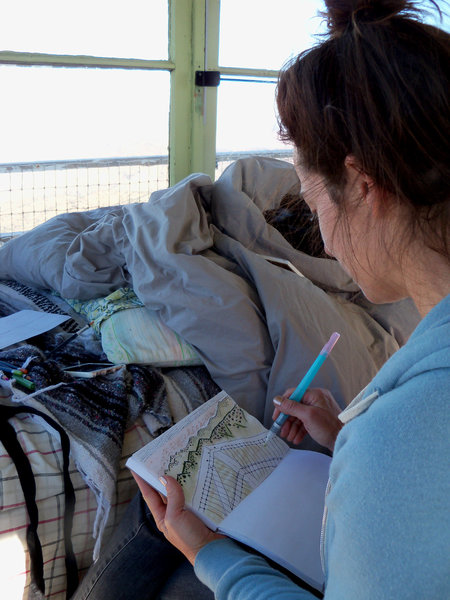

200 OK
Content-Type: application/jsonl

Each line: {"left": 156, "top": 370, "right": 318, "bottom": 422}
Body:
{"left": 265, "top": 332, "right": 340, "bottom": 443}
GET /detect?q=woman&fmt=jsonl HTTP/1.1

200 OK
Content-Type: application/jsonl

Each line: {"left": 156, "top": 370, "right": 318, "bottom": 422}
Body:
{"left": 139, "top": 0, "right": 450, "bottom": 596}
{"left": 75, "top": 1, "right": 449, "bottom": 598}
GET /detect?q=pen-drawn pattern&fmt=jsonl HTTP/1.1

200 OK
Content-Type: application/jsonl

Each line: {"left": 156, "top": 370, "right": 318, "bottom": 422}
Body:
{"left": 164, "top": 396, "right": 289, "bottom": 524}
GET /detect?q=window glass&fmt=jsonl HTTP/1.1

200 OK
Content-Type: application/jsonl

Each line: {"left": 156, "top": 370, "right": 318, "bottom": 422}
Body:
{"left": 220, "top": 0, "right": 449, "bottom": 70}
{"left": 0, "top": 66, "right": 169, "bottom": 235}
{"left": 219, "top": 0, "right": 326, "bottom": 70}
{"left": 216, "top": 79, "right": 285, "bottom": 155}
{"left": 0, "top": 65, "right": 169, "bottom": 163}
{"left": 1, "top": 0, "right": 168, "bottom": 59}
{"left": 216, "top": 1, "right": 450, "bottom": 165}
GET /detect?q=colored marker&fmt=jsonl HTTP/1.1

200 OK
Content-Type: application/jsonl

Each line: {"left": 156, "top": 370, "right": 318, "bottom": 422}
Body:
{"left": 0, "top": 364, "right": 35, "bottom": 391}
{"left": 12, "top": 373, "right": 35, "bottom": 390}
{"left": 265, "top": 332, "right": 340, "bottom": 443}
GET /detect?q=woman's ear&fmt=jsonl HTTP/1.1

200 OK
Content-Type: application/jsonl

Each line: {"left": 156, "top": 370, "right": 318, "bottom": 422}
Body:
{"left": 344, "top": 155, "right": 384, "bottom": 215}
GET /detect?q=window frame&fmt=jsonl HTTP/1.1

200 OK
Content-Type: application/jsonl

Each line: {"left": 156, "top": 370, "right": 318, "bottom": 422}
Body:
{"left": 0, "top": 0, "right": 283, "bottom": 185}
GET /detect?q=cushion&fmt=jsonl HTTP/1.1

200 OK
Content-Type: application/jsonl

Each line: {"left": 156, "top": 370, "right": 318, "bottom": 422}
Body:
{"left": 64, "top": 288, "right": 202, "bottom": 367}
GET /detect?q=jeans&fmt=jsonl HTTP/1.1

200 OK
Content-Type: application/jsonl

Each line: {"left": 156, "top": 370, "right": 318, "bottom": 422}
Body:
{"left": 72, "top": 493, "right": 214, "bottom": 600}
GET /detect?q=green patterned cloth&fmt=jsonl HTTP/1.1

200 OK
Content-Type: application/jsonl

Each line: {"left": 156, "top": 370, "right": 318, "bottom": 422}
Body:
{"left": 63, "top": 287, "right": 202, "bottom": 366}
{"left": 65, "top": 287, "right": 143, "bottom": 334}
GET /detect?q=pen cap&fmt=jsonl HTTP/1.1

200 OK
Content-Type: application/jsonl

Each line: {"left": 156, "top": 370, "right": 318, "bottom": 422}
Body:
{"left": 321, "top": 332, "right": 340, "bottom": 355}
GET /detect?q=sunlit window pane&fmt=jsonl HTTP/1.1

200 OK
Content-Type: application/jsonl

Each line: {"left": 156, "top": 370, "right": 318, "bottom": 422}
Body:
{"left": 0, "top": 66, "right": 170, "bottom": 234}
{"left": 1, "top": 0, "right": 168, "bottom": 59}
{"left": 216, "top": 79, "right": 286, "bottom": 153}
{"left": 0, "top": 65, "right": 169, "bottom": 163}
{"left": 220, "top": 0, "right": 449, "bottom": 71}
{"left": 219, "top": 0, "right": 327, "bottom": 70}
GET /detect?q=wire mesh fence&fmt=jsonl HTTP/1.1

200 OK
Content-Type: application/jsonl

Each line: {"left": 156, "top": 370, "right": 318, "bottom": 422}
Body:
{"left": 0, "top": 156, "right": 169, "bottom": 241}
{"left": 0, "top": 150, "right": 293, "bottom": 242}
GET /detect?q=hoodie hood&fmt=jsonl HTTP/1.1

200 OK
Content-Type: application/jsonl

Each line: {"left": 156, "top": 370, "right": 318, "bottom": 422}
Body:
{"left": 364, "top": 294, "right": 450, "bottom": 399}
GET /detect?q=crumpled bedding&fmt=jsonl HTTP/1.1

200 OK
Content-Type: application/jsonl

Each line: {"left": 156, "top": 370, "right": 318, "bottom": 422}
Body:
{"left": 0, "top": 157, "right": 420, "bottom": 427}
{"left": 0, "top": 281, "right": 221, "bottom": 600}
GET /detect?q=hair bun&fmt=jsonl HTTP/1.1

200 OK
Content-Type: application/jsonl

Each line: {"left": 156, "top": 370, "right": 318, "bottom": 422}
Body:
{"left": 323, "top": 0, "right": 419, "bottom": 35}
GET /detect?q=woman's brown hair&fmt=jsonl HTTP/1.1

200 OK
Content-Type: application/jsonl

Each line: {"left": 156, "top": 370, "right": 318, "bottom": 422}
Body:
{"left": 276, "top": 0, "right": 450, "bottom": 258}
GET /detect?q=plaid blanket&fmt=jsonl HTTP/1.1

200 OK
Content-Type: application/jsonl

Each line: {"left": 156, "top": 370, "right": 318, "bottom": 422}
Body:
{"left": 2, "top": 344, "right": 172, "bottom": 555}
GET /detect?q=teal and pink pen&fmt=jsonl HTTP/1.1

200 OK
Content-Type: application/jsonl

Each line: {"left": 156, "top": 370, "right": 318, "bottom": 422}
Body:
{"left": 265, "top": 332, "right": 340, "bottom": 443}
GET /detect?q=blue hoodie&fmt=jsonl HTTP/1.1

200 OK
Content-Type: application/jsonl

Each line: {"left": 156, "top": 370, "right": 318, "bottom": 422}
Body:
{"left": 195, "top": 294, "right": 450, "bottom": 599}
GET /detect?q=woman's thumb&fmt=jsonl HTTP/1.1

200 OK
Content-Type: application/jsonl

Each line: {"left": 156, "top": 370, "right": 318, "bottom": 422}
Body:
{"left": 161, "top": 476, "right": 186, "bottom": 517}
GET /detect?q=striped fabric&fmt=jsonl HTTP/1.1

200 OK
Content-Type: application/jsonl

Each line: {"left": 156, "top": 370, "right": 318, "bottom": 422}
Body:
{"left": 1, "top": 414, "right": 152, "bottom": 600}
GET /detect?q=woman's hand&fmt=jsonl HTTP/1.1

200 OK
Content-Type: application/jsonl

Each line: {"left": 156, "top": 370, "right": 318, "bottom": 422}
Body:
{"left": 272, "top": 387, "right": 343, "bottom": 451}
{"left": 132, "top": 472, "right": 224, "bottom": 565}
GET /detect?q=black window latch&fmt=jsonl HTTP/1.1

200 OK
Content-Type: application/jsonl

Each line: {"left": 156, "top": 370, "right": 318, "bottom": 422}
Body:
{"left": 195, "top": 70, "right": 221, "bottom": 87}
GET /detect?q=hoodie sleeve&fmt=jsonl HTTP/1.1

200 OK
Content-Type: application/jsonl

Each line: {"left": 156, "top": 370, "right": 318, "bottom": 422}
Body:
{"left": 194, "top": 538, "right": 316, "bottom": 600}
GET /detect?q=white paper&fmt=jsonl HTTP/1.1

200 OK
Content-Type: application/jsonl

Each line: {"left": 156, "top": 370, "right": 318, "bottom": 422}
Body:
{"left": 0, "top": 310, "right": 70, "bottom": 349}
{"left": 219, "top": 450, "right": 330, "bottom": 591}
{"left": 260, "top": 255, "right": 305, "bottom": 277}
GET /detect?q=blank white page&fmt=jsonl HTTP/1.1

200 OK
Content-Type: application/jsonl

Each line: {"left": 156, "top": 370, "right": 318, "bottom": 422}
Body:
{"left": 219, "top": 449, "right": 331, "bottom": 591}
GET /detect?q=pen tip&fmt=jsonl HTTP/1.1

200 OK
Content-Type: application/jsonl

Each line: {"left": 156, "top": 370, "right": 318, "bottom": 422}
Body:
{"left": 264, "top": 431, "right": 274, "bottom": 445}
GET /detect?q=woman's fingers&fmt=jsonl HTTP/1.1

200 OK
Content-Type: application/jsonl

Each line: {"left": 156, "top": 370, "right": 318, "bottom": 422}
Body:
{"left": 132, "top": 472, "right": 167, "bottom": 530}
{"left": 272, "top": 393, "right": 342, "bottom": 451}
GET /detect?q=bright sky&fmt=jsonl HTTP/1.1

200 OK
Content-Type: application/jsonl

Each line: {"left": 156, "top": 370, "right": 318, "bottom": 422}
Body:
{"left": 0, "top": 0, "right": 448, "bottom": 163}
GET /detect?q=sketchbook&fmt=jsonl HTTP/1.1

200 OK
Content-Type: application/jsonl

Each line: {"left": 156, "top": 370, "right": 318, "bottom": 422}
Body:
{"left": 126, "top": 390, "right": 331, "bottom": 592}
